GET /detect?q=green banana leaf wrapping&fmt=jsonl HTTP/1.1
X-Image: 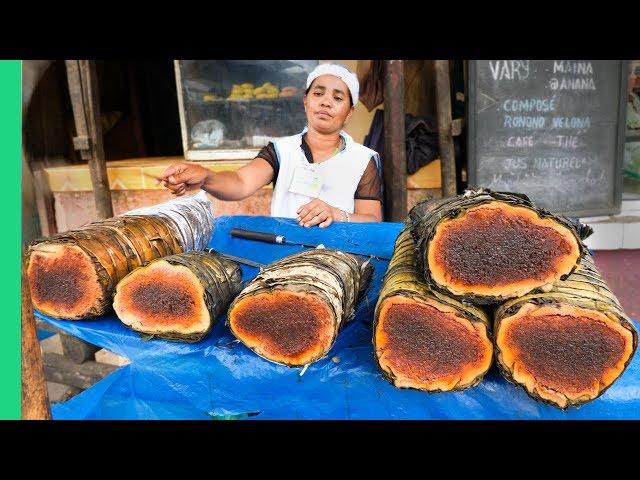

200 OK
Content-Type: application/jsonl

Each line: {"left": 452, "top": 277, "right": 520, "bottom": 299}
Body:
{"left": 27, "top": 194, "right": 215, "bottom": 320}
{"left": 228, "top": 248, "right": 373, "bottom": 367}
{"left": 374, "top": 227, "right": 493, "bottom": 391}
{"left": 114, "top": 250, "right": 242, "bottom": 343}
{"left": 27, "top": 216, "right": 184, "bottom": 319}
{"left": 408, "top": 188, "right": 593, "bottom": 304}
{"left": 494, "top": 252, "right": 638, "bottom": 409}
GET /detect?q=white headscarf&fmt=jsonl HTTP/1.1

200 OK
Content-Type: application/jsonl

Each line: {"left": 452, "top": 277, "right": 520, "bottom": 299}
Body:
{"left": 306, "top": 63, "right": 359, "bottom": 107}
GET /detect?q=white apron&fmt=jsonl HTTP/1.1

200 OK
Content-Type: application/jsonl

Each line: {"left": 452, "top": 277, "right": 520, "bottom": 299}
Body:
{"left": 270, "top": 129, "right": 378, "bottom": 218}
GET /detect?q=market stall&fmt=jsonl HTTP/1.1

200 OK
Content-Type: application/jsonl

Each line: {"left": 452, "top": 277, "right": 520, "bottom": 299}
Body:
{"left": 34, "top": 214, "right": 640, "bottom": 420}
{"left": 23, "top": 59, "right": 640, "bottom": 420}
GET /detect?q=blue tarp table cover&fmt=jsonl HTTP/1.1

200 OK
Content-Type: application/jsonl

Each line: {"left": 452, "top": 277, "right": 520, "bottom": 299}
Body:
{"left": 37, "top": 328, "right": 55, "bottom": 342}
{"left": 35, "top": 216, "right": 640, "bottom": 419}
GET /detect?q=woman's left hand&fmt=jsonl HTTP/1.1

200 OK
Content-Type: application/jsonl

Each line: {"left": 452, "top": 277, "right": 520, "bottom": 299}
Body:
{"left": 297, "top": 199, "right": 339, "bottom": 228}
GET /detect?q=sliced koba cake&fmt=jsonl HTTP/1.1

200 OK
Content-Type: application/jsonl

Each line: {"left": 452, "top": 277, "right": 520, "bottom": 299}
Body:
{"left": 228, "top": 249, "right": 373, "bottom": 367}
{"left": 408, "top": 188, "right": 592, "bottom": 304}
{"left": 494, "top": 253, "right": 637, "bottom": 409}
{"left": 114, "top": 250, "right": 242, "bottom": 342}
{"left": 27, "top": 192, "right": 214, "bottom": 319}
{"left": 374, "top": 228, "right": 493, "bottom": 392}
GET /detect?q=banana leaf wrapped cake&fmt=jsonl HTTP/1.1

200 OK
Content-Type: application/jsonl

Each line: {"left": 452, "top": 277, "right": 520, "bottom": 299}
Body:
{"left": 26, "top": 192, "right": 214, "bottom": 320}
{"left": 113, "top": 250, "right": 242, "bottom": 342}
{"left": 374, "top": 228, "right": 493, "bottom": 392}
{"left": 494, "top": 253, "right": 637, "bottom": 409}
{"left": 228, "top": 248, "right": 373, "bottom": 367}
{"left": 408, "top": 189, "right": 592, "bottom": 304}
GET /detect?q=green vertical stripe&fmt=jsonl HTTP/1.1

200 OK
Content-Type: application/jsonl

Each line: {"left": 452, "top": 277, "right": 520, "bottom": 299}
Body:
{"left": 0, "top": 60, "right": 22, "bottom": 419}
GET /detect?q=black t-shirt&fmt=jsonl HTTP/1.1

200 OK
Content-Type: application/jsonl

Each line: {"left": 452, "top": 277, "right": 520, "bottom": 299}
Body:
{"left": 255, "top": 135, "right": 383, "bottom": 203}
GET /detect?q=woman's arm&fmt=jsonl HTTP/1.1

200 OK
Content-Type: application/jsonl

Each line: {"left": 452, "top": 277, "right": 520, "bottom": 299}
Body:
{"left": 297, "top": 198, "right": 383, "bottom": 227}
{"left": 351, "top": 199, "right": 383, "bottom": 222}
{"left": 159, "top": 158, "right": 274, "bottom": 201}
{"left": 297, "top": 155, "right": 384, "bottom": 227}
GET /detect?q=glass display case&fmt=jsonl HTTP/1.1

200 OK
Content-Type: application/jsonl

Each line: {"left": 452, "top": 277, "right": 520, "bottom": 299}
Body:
{"left": 175, "top": 60, "right": 320, "bottom": 160}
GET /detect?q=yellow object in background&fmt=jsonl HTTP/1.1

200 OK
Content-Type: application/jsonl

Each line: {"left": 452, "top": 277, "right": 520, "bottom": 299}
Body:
{"left": 227, "top": 81, "right": 289, "bottom": 100}
{"left": 279, "top": 86, "right": 298, "bottom": 98}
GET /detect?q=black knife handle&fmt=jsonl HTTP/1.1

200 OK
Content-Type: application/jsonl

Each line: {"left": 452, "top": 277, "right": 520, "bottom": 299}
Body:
{"left": 230, "top": 228, "right": 285, "bottom": 244}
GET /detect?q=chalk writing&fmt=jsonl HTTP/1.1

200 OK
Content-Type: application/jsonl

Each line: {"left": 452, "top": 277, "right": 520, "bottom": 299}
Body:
{"left": 472, "top": 60, "right": 622, "bottom": 214}
{"left": 504, "top": 158, "right": 527, "bottom": 169}
{"left": 551, "top": 117, "right": 591, "bottom": 129}
{"left": 532, "top": 157, "right": 588, "bottom": 169}
{"left": 489, "top": 61, "right": 530, "bottom": 81}
{"left": 506, "top": 137, "right": 534, "bottom": 147}
{"left": 549, "top": 77, "right": 597, "bottom": 90}
{"left": 553, "top": 61, "right": 594, "bottom": 75}
{"left": 554, "top": 135, "right": 580, "bottom": 148}
{"left": 503, "top": 116, "right": 546, "bottom": 128}
{"left": 503, "top": 98, "right": 557, "bottom": 112}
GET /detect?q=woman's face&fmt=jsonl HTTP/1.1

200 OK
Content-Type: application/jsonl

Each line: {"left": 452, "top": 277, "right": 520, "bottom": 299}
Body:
{"left": 303, "top": 74, "right": 355, "bottom": 133}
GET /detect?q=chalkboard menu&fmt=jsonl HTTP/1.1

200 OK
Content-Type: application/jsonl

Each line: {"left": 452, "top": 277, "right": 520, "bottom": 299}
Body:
{"left": 468, "top": 60, "right": 627, "bottom": 216}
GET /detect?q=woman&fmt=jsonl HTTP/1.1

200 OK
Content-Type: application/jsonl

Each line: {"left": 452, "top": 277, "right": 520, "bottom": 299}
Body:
{"left": 159, "top": 63, "right": 383, "bottom": 228}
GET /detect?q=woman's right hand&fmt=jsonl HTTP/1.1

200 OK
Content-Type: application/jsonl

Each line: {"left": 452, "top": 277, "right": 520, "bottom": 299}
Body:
{"left": 158, "top": 162, "right": 212, "bottom": 196}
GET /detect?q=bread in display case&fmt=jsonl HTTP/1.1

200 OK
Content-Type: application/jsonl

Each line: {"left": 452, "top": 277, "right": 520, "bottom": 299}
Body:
{"left": 175, "top": 60, "right": 320, "bottom": 160}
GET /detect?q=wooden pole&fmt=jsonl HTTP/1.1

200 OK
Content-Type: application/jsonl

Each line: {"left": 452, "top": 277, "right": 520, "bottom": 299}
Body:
{"left": 21, "top": 257, "right": 52, "bottom": 420}
{"left": 383, "top": 60, "right": 407, "bottom": 222}
{"left": 32, "top": 161, "right": 57, "bottom": 237}
{"left": 60, "top": 60, "right": 113, "bottom": 380}
{"left": 435, "top": 60, "right": 457, "bottom": 197}
{"left": 65, "top": 60, "right": 113, "bottom": 219}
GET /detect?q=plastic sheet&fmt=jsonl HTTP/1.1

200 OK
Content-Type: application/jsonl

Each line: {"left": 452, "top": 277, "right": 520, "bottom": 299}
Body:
{"left": 36, "top": 216, "right": 640, "bottom": 419}
{"left": 37, "top": 329, "right": 55, "bottom": 342}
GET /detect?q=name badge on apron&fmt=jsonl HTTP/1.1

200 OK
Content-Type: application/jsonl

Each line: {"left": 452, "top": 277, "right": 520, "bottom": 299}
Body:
{"left": 288, "top": 162, "right": 323, "bottom": 198}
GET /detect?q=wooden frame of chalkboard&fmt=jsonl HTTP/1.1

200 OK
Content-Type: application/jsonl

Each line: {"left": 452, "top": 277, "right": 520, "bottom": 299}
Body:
{"left": 467, "top": 60, "right": 628, "bottom": 217}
